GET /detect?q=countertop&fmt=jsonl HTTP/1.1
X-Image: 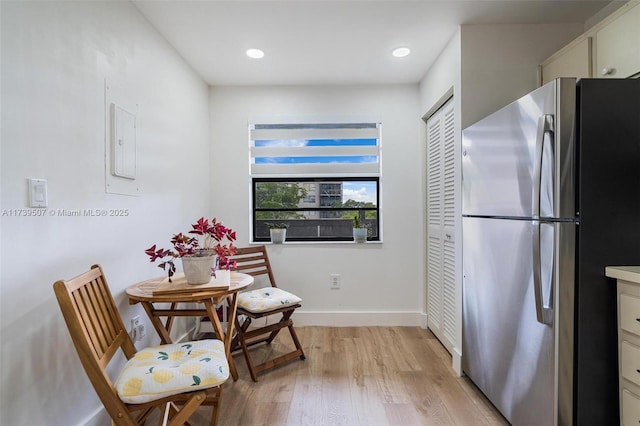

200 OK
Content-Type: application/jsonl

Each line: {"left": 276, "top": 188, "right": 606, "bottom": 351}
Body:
{"left": 605, "top": 266, "right": 640, "bottom": 284}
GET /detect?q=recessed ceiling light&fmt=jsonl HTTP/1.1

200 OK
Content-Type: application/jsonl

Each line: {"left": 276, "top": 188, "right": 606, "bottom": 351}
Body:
{"left": 246, "top": 48, "right": 265, "bottom": 59}
{"left": 392, "top": 47, "right": 411, "bottom": 58}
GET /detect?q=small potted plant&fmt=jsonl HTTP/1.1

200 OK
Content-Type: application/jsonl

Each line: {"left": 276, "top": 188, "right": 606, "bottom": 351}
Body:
{"left": 266, "top": 222, "right": 288, "bottom": 244}
{"left": 352, "top": 214, "right": 368, "bottom": 243}
{"left": 145, "top": 217, "right": 237, "bottom": 284}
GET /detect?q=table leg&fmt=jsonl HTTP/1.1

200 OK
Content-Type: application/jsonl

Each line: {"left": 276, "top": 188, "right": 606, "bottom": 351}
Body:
{"left": 225, "top": 293, "right": 239, "bottom": 354}
{"left": 224, "top": 294, "right": 239, "bottom": 380}
{"left": 141, "top": 302, "right": 173, "bottom": 344}
{"left": 204, "top": 300, "right": 238, "bottom": 381}
{"left": 164, "top": 302, "right": 177, "bottom": 335}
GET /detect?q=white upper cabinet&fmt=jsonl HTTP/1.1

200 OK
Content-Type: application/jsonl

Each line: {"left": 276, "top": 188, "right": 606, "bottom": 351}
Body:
{"left": 596, "top": 2, "right": 640, "bottom": 78}
{"left": 540, "top": 1, "right": 640, "bottom": 84}
{"left": 541, "top": 37, "right": 592, "bottom": 84}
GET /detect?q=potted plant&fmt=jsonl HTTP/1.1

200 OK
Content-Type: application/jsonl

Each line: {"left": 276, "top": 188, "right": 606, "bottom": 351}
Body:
{"left": 266, "top": 222, "right": 288, "bottom": 244}
{"left": 145, "top": 217, "right": 237, "bottom": 284}
{"left": 352, "top": 214, "right": 368, "bottom": 243}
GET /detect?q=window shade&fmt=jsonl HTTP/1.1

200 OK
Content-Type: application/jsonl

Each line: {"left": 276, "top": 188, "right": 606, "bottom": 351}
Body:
{"left": 249, "top": 123, "right": 381, "bottom": 177}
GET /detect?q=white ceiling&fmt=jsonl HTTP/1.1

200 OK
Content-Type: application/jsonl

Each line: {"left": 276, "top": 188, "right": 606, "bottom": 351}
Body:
{"left": 133, "top": 0, "right": 617, "bottom": 86}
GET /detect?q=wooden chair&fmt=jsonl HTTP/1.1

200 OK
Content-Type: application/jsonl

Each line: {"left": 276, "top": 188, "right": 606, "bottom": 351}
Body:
{"left": 53, "top": 264, "right": 229, "bottom": 426}
{"left": 229, "top": 245, "right": 306, "bottom": 381}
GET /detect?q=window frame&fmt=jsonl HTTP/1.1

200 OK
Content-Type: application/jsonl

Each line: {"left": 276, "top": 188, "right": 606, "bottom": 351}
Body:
{"left": 251, "top": 176, "right": 381, "bottom": 243}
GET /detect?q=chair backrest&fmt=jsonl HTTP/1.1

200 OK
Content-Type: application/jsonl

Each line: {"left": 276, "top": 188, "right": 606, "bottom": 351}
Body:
{"left": 231, "top": 245, "right": 277, "bottom": 288}
{"left": 53, "top": 264, "right": 137, "bottom": 423}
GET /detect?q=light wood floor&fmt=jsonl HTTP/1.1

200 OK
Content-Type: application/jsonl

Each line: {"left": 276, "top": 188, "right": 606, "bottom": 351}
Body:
{"left": 190, "top": 326, "right": 508, "bottom": 426}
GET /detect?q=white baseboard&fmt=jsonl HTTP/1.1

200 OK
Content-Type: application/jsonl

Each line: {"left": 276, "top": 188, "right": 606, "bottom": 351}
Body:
{"left": 82, "top": 406, "right": 109, "bottom": 426}
{"left": 452, "top": 346, "right": 463, "bottom": 376}
{"left": 196, "top": 311, "right": 423, "bottom": 330}
{"left": 293, "top": 311, "right": 423, "bottom": 327}
{"left": 419, "top": 312, "right": 428, "bottom": 329}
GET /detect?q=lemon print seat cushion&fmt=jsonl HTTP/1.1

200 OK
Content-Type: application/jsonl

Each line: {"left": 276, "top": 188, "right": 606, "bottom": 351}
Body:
{"left": 115, "top": 339, "right": 229, "bottom": 404}
{"left": 237, "top": 287, "right": 302, "bottom": 314}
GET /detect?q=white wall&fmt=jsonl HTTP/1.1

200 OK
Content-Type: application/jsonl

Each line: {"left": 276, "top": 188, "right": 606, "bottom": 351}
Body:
{"left": 208, "top": 85, "right": 426, "bottom": 325}
{"left": 460, "top": 23, "right": 584, "bottom": 128}
{"left": 1, "top": 2, "right": 211, "bottom": 424}
{"left": 419, "top": 23, "right": 584, "bottom": 129}
{"left": 419, "top": 30, "right": 461, "bottom": 117}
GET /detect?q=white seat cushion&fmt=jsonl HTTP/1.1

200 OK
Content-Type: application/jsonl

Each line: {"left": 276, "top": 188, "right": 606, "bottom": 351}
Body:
{"left": 115, "top": 339, "right": 229, "bottom": 404}
{"left": 237, "top": 287, "right": 302, "bottom": 313}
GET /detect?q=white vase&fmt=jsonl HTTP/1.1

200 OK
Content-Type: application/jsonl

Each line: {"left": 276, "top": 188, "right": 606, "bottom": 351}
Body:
{"left": 353, "top": 228, "right": 368, "bottom": 243}
{"left": 181, "top": 255, "right": 215, "bottom": 284}
{"left": 270, "top": 228, "right": 287, "bottom": 244}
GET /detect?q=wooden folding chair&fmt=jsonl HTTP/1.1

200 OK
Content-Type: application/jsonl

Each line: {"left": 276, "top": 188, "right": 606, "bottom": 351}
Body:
{"left": 53, "top": 264, "right": 229, "bottom": 426}
{"left": 229, "top": 245, "right": 306, "bottom": 381}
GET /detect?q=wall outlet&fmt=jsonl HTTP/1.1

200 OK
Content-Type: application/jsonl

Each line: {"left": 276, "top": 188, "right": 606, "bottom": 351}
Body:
{"left": 130, "top": 315, "right": 146, "bottom": 341}
{"left": 330, "top": 274, "right": 340, "bottom": 289}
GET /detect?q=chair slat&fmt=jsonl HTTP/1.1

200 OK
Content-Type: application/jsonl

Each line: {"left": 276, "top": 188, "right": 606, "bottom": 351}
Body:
{"left": 232, "top": 253, "right": 266, "bottom": 263}
{"left": 233, "top": 264, "right": 269, "bottom": 276}
{"left": 64, "top": 266, "right": 102, "bottom": 291}
{"left": 74, "top": 286, "right": 108, "bottom": 358}
{"left": 91, "top": 276, "right": 119, "bottom": 341}
{"left": 233, "top": 259, "right": 268, "bottom": 269}
{"left": 86, "top": 279, "right": 115, "bottom": 349}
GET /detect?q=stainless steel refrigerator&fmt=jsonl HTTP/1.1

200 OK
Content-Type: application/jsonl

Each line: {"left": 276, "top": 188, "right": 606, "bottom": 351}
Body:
{"left": 461, "top": 78, "right": 640, "bottom": 425}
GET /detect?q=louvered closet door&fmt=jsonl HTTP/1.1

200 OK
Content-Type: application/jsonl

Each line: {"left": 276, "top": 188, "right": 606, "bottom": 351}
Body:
{"left": 427, "top": 110, "right": 443, "bottom": 337}
{"left": 426, "top": 98, "right": 458, "bottom": 354}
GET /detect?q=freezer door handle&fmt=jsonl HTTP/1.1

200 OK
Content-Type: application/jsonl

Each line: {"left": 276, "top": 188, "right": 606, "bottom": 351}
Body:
{"left": 533, "top": 220, "right": 554, "bottom": 325}
{"left": 532, "top": 114, "right": 554, "bottom": 219}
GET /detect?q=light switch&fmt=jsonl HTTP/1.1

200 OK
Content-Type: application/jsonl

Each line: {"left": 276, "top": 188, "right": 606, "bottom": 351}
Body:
{"left": 28, "top": 178, "right": 48, "bottom": 208}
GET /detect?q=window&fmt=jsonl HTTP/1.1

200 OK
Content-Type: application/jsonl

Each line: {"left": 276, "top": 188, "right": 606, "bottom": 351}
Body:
{"left": 250, "top": 122, "right": 381, "bottom": 242}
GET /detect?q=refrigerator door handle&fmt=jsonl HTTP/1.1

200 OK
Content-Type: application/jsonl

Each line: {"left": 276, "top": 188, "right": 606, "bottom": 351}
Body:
{"left": 533, "top": 220, "right": 553, "bottom": 325}
{"left": 532, "top": 114, "right": 554, "bottom": 219}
